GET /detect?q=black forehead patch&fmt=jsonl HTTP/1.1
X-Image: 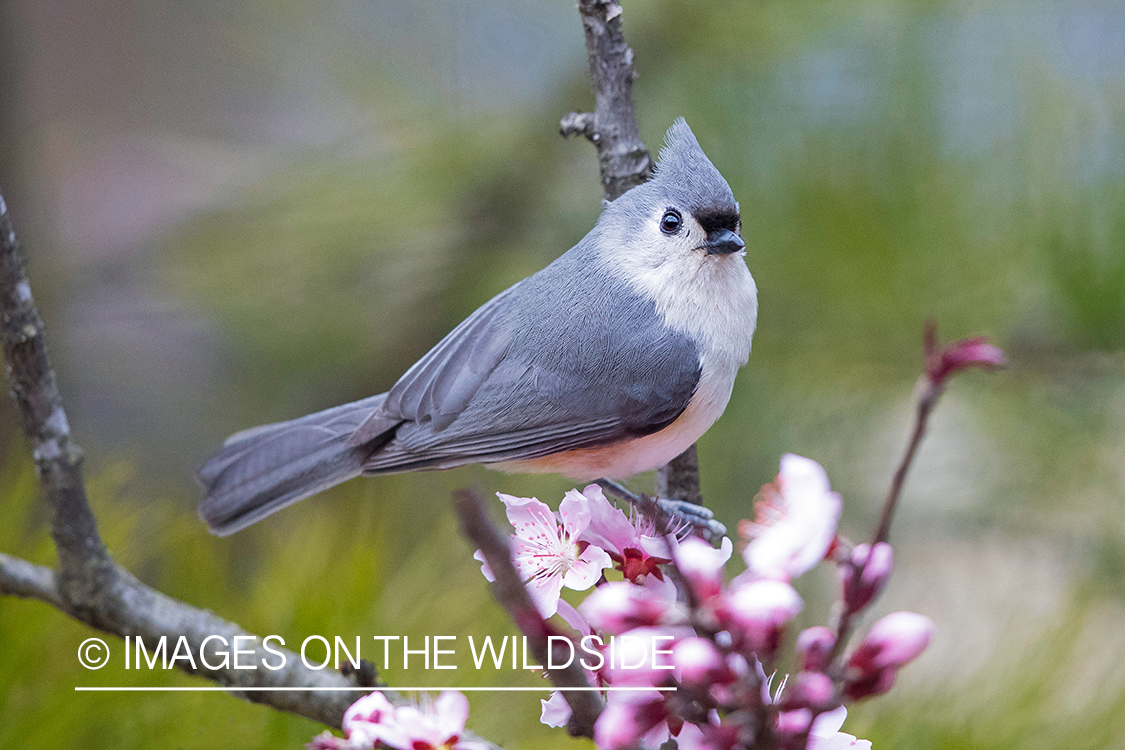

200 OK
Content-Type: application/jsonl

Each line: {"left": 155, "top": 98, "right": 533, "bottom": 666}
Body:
{"left": 693, "top": 208, "right": 740, "bottom": 234}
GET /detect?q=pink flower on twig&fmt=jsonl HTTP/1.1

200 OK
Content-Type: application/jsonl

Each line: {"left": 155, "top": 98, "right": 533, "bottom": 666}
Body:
{"left": 475, "top": 492, "right": 612, "bottom": 618}
{"left": 740, "top": 454, "right": 841, "bottom": 580}
{"left": 577, "top": 484, "right": 673, "bottom": 584}
{"left": 674, "top": 535, "right": 733, "bottom": 601}
{"left": 778, "top": 706, "right": 872, "bottom": 750}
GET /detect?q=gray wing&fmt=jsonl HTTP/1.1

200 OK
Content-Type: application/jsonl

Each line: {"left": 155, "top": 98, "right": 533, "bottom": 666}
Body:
{"left": 359, "top": 266, "right": 702, "bottom": 473}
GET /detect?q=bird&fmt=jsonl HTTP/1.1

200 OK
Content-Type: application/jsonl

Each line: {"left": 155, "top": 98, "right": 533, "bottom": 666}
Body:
{"left": 198, "top": 118, "right": 758, "bottom": 536}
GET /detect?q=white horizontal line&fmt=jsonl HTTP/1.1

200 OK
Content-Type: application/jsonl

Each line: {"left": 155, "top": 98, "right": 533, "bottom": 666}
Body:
{"left": 74, "top": 686, "right": 676, "bottom": 692}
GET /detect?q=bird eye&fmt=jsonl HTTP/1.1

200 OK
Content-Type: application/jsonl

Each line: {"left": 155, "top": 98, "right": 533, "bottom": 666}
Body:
{"left": 659, "top": 209, "right": 682, "bottom": 235}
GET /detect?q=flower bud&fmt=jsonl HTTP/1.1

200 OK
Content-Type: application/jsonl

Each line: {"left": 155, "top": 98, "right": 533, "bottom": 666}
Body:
{"left": 843, "top": 665, "right": 897, "bottom": 700}
{"left": 580, "top": 581, "right": 672, "bottom": 635}
{"left": 671, "top": 637, "right": 734, "bottom": 687}
{"left": 719, "top": 578, "right": 802, "bottom": 654}
{"left": 674, "top": 536, "right": 732, "bottom": 600}
{"left": 848, "top": 611, "right": 933, "bottom": 672}
{"left": 796, "top": 626, "right": 836, "bottom": 673}
{"left": 840, "top": 542, "right": 893, "bottom": 614}
{"left": 924, "top": 326, "right": 1006, "bottom": 387}
{"left": 780, "top": 671, "right": 836, "bottom": 712}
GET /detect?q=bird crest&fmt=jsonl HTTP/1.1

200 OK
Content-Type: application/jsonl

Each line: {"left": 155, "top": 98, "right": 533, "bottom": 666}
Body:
{"left": 651, "top": 118, "right": 738, "bottom": 217}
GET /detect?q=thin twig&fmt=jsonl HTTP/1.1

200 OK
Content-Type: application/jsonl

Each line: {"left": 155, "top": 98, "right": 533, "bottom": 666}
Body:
{"left": 871, "top": 383, "right": 939, "bottom": 546}
{"left": 829, "top": 372, "right": 945, "bottom": 667}
{"left": 825, "top": 382, "right": 939, "bottom": 669}
{"left": 452, "top": 488, "right": 604, "bottom": 738}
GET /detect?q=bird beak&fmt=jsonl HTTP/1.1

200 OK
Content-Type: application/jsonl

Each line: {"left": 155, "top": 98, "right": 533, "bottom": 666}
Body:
{"left": 704, "top": 228, "right": 745, "bottom": 256}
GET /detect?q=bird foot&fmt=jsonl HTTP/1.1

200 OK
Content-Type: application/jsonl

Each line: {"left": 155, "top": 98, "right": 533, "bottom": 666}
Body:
{"left": 595, "top": 478, "right": 727, "bottom": 543}
{"left": 655, "top": 498, "right": 727, "bottom": 542}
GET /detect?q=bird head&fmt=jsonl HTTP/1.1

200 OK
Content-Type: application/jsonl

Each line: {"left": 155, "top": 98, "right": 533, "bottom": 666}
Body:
{"left": 599, "top": 119, "right": 745, "bottom": 266}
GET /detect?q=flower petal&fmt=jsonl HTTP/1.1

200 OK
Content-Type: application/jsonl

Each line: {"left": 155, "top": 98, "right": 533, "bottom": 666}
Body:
{"left": 577, "top": 484, "right": 638, "bottom": 556}
{"left": 540, "top": 690, "right": 572, "bottom": 728}
{"left": 564, "top": 543, "right": 613, "bottom": 592}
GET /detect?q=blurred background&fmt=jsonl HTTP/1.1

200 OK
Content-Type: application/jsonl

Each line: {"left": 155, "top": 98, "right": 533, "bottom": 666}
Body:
{"left": 1, "top": 0, "right": 1123, "bottom": 747}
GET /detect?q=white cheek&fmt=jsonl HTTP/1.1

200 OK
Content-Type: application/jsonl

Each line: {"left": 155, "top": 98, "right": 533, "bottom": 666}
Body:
{"left": 604, "top": 225, "right": 758, "bottom": 375}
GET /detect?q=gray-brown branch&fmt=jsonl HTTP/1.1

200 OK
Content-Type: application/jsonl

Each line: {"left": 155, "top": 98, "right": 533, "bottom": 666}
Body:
{"left": 563, "top": 0, "right": 702, "bottom": 505}
{"left": 0, "top": 187, "right": 370, "bottom": 728}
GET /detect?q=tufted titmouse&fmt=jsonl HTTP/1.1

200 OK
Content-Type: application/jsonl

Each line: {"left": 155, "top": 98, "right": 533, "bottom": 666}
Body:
{"left": 198, "top": 119, "right": 757, "bottom": 536}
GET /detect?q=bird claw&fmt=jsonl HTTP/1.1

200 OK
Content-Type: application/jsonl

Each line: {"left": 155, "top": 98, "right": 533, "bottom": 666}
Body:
{"left": 655, "top": 498, "right": 727, "bottom": 542}
{"left": 595, "top": 478, "right": 727, "bottom": 542}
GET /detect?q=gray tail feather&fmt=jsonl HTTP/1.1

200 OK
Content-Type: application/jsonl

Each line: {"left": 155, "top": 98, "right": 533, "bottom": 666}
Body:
{"left": 198, "top": 394, "right": 391, "bottom": 536}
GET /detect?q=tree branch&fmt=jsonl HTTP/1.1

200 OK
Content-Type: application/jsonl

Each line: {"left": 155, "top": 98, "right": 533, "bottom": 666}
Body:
{"left": 566, "top": 0, "right": 653, "bottom": 202}
{"left": 453, "top": 488, "right": 605, "bottom": 739}
{"left": 563, "top": 0, "right": 701, "bottom": 505}
{"left": 0, "top": 552, "right": 64, "bottom": 608}
{"left": 0, "top": 187, "right": 367, "bottom": 728}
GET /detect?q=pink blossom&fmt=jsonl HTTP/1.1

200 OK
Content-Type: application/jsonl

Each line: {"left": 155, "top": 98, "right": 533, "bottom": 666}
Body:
{"left": 580, "top": 581, "right": 677, "bottom": 635}
{"left": 556, "top": 598, "right": 591, "bottom": 634}
{"left": 341, "top": 691, "right": 402, "bottom": 747}
{"left": 670, "top": 722, "right": 709, "bottom": 750}
{"left": 778, "top": 671, "right": 835, "bottom": 711}
{"left": 778, "top": 706, "right": 872, "bottom": 749}
{"left": 307, "top": 733, "right": 345, "bottom": 750}
{"left": 808, "top": 706, "right": 873, "bottom": 750}
{"left": 719, "top": 577, "right": 803, "bottom": 653}
{"left": 311, "top": 691, "right": 487, "bottom": 750}
{"left": 577, "top": 484, "right": 672, "bottom": 583}
{"left": 671, "top": 637, "right": 734, "bottom": 687}
{"left": 540, "top": 663, "right": 601, "bottom": 729}
{"left": 489, "top": 492, "right": 613, "bottom": 618}
{"left": 740, "top": 454, "right": 841, "bottom": 579}
{"left": 673, "top": 720, "right": 741, "bottom": 750}
{"left": 674, "top": 535, "right": 733, "bottom": 600}
{"left": 540, "top": 690, "right": 572, "bottom": 728}
{"left": 845, "top": 611, "right": 933, "bottom": 700}
{"left": 840, "top": 543, "right": 893, "bottom": 614}
{"left": 392, "top": 691, "right": 482, "bottom": 750}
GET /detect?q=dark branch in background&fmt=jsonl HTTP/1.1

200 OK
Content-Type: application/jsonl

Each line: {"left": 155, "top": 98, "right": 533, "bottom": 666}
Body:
{"left": 562, "top": 0, "right": 702, "bottom": 506}
{"left": 0, "top": 188, "right": 370, "bottom": 729}
{"left": 453, "top": 489, "right": 605, "bottom": 739}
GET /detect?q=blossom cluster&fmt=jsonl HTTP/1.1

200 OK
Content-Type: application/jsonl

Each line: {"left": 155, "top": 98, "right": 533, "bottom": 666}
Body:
{"left": 504, "top": 454, "right": 931, "bottom": 749}
{"left": 309, "top": 454, "right": 933, "bottom": 750}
